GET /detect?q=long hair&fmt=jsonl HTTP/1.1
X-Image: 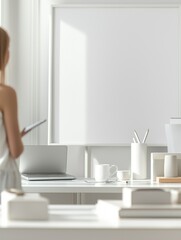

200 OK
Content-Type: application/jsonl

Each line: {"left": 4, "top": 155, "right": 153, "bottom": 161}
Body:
{"left": 0, "top": 27, "right": 9, "bottom": 84}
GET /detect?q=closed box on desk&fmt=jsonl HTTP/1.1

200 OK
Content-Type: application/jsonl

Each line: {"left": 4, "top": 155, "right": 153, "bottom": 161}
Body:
{"left": 122, "top": 188, "right": 171, "bottom": 207}
{"left": 1, "top": 191, "right": 49, "bottom": 221}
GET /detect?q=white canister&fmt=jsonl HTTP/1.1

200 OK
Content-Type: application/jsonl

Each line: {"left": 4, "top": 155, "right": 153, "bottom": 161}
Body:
{"left": 131, "top": 143, "right": 147, "bottom": 180}
{"left": 164, "top": 154, "right": 178, "bottom": 177}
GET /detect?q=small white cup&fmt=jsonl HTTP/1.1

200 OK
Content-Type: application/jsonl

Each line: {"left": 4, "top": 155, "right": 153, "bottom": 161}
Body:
{"left": 117, "top": 170, "right": 130, "bottom": 181}
{"left": 164, "top": 154, "right": 178, "bottom": 177}
{"left": 94, "top": 164, "right": 118, "bottom": 182}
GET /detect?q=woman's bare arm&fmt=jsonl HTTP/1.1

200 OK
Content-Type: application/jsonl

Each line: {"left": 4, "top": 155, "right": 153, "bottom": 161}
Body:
{"left": 0, "top": 86, "right": 23, "bottom": 158}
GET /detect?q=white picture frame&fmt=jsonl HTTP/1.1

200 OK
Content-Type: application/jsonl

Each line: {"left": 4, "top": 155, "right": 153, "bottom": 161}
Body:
{"left": 48, "top": 4, "right": 181, "bottom": 146}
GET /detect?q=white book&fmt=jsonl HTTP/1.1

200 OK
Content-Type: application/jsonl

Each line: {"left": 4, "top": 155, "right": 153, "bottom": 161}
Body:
{"left": 96, "top": 200, "right": 181, "bottom": 219}
{"left": 96, "top": 200, "right": 122, "bottom": 220}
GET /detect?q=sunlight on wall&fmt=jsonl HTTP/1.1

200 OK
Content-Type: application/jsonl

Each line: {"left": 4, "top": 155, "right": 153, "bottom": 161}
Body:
{"left": 59, "top": 21, "right": 87, "bottom": 144}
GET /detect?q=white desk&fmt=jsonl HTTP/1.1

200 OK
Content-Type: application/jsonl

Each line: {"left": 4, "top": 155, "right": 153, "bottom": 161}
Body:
{"left": 22, "top": 178, "right": 181, "bottom": 193}
{"left": 22, "top": 179, "right": 181, "bottom": 204}
{"left": 1, "top": 205, "right": 181, "bottom": 240}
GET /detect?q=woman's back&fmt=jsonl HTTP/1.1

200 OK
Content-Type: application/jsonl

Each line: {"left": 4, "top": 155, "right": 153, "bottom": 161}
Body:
{"left": 0, "top": 27, "right": 24, "bottom": 192}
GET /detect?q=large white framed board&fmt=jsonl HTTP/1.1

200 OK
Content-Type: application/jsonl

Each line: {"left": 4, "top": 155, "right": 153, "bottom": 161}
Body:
{"left": 49, "top": 5, "right": 180, "bottom": 145}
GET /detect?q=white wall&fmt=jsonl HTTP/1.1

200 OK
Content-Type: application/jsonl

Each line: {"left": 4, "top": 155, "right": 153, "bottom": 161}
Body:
{"left": 0, "top": 0, "right": 173, "bottom": 178}
{"left": 1, "top": 0, "right": 42, "bottom": 145}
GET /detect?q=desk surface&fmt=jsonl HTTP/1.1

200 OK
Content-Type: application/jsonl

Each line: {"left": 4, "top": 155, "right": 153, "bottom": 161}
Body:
{"left": 1, "top": 205, "right": 181, "bottom": 240}
{"left": 22, "top": 178, "right": 181, "bottom": 193}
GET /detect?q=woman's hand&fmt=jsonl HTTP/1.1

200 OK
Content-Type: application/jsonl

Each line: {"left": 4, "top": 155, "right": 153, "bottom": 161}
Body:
{"left": 21, "top": 128, "right": 28, "bottom": 137}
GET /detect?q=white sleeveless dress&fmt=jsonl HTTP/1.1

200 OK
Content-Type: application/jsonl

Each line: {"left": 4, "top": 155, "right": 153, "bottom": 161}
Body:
{"left": 0, "top": 112, "right": 21, "bottom": 192}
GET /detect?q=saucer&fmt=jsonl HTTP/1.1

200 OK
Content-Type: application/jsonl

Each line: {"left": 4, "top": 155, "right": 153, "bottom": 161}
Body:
{"left": 84, "top": 179, "right": 116, "bottom": 184}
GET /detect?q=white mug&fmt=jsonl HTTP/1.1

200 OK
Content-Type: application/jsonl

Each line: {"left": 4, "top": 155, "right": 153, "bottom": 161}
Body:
{"left": 94, "top": 164, "right": 118, "bottom": 182}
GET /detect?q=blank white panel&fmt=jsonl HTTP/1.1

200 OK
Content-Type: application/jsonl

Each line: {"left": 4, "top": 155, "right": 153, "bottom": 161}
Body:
{"left": 51, "top": 6, "right": 179, "bottom": 145}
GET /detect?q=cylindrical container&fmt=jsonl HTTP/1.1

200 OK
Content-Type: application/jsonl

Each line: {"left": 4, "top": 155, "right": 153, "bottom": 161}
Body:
{"left": 165, "top": 124, "right": 181, "bottom": 152}
{"left": 131, "top": 143, "right": 147, "bottom": 180}
{"left": 164, "top": 154, "right": 178, "bottom": 177}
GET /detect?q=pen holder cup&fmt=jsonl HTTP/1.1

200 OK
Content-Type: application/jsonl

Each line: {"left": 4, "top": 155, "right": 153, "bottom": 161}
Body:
{"left": 131, "top": 143, "right": 147, "bottom": 180}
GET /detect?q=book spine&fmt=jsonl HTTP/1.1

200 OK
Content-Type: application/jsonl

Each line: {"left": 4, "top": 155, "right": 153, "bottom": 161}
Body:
{"left": 119, "top": 209, "right": 181, "bottom": 218}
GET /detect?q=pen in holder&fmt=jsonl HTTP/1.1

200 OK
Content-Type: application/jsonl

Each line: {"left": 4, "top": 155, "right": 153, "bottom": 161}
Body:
{"left": 131, "top": 143, "right": 147, "bottom": 180}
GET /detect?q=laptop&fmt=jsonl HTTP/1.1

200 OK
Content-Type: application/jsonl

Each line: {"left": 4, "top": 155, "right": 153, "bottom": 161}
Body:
{"left": 19, "top": 145, "right": 75, "bottom": 181}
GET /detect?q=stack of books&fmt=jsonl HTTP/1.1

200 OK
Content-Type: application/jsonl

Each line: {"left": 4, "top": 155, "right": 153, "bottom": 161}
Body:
{"left": 96, "top": 187, "right": 181, "bottom": 219}
{"left": 96, "top": 200, "right": 181, "bottom": 218}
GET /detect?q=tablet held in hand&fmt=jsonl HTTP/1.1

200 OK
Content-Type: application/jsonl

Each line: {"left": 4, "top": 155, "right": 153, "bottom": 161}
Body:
{"left": 23, "top": 119, "right": 47, "bottom": 135}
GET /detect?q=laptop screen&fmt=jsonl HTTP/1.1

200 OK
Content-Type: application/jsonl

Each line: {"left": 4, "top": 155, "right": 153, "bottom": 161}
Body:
{"left": 19, "top": 145, "right": 67, "bottom": 174}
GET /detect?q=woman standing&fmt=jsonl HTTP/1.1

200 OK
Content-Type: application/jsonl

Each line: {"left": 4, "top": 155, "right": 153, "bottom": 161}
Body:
{"left": 0, "top": 27, "right": 24, "bottom": 191}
